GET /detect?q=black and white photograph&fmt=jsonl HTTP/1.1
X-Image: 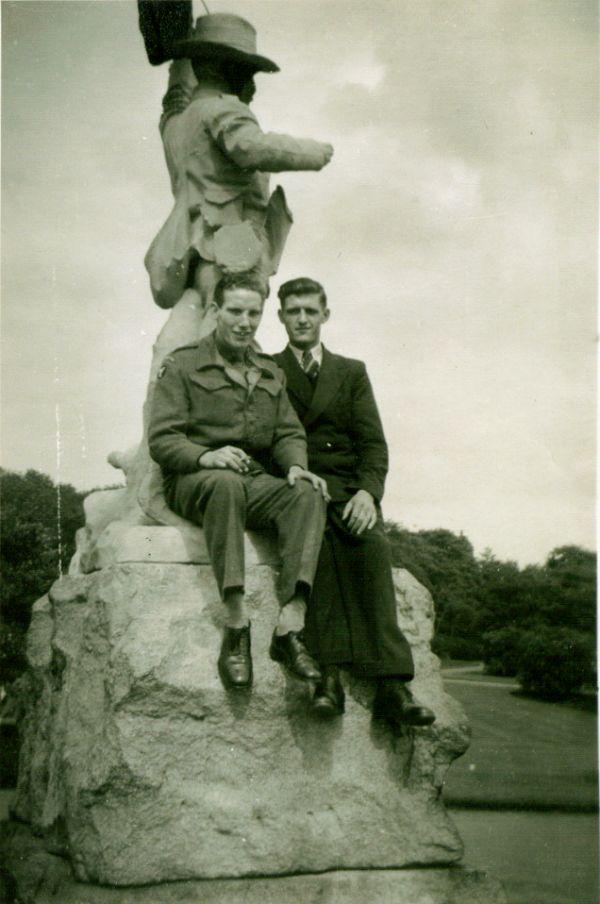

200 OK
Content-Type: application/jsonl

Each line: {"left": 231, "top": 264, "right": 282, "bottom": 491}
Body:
{"left": 1, "top": 2, "right": 597, "bottom": 902}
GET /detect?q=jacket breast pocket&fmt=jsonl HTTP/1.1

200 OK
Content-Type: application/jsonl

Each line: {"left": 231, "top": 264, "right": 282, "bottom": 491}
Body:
{"left": 188, "top": 373, "right": 240, "bottom": 426}
{"left": 250, "top": 381, "right": 281, "bottom": 429}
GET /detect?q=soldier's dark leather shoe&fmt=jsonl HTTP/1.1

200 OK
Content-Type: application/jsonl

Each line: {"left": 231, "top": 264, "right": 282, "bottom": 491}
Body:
{"left": 374, "top": 680, "right": 435, "bottom": 728}
{"left": 218, "top": 624, "right": 252, "bottom": 689}
{"left": 312, "top": 664, "right": 345, "bottom": 717}
{"left": 269, "top": 630, "right": 321, "bottom": 681}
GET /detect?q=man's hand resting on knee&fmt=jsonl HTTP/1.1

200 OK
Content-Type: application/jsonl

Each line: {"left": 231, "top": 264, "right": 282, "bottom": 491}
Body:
{"left": 342, "top": 489, "right": 377, "bottom": 535}
{"left": 198, "top": 447, "right": 252, "bottom": 474}
{"left": 287, "top": 465, "right": 330, "bottom": 501}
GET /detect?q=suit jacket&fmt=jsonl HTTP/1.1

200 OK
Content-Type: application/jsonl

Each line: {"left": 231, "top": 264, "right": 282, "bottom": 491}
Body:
{"left": 273, "top": 346, "right": 388, "bottom": 503}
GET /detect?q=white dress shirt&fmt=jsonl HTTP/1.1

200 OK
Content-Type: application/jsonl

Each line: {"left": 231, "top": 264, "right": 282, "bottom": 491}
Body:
{"left": 288, "top": 343, "right": 323, "bottom": 368}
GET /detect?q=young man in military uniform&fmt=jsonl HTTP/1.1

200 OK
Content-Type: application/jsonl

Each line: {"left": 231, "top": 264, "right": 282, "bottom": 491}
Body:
{"left": 148, "top": 273, "right": 329, "bottom": 692}
{"left": 274, "top": 277, "right": 435, "bottom": 729}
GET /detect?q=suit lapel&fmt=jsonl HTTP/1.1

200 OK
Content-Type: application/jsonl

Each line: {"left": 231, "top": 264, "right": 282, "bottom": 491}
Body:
{"left": 304, "top": 347, "right": 346, "bottom": 427}
{"left": 278, "top": 346, "right": 314, "bottom": 411}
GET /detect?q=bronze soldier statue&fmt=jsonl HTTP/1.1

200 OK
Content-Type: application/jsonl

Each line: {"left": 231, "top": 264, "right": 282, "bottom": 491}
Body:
{"left": 138, "top": 2, "right": 333, "bottom": 326}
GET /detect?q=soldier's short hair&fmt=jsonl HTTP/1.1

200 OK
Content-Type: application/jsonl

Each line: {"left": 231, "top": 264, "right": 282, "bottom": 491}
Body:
{"left": 277, "top": 277, "right": 327, "bottom": 309}
{"left": 213, "top": 273, "right": 267, "bottom": 308}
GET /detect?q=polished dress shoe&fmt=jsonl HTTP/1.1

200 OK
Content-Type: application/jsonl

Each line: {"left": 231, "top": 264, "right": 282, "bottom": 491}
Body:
{"left": 312, "top": 665, "right": 345, "bottom": 717}
{"left": 374, "top": 680, "right": 435, "bottom": 728}
{"left": 218, "top": 624, "right": 252, "bottom": 689}
{"left": 269, "top": 630, "right": 322, "bottom": 681}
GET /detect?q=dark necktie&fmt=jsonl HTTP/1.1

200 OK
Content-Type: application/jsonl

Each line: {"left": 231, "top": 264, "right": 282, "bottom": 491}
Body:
{"left": 301, "top": 349, "right": 319, "bottom": 381}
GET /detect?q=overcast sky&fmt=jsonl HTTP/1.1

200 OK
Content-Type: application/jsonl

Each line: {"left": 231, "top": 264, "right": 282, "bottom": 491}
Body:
{"left": 2, "top": 0, "right": 597, "bottom": 565}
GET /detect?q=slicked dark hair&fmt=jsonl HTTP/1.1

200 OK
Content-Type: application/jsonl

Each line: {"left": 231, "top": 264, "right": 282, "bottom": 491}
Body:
{"left": 278, "top": 277, "right": 327, "bottom": 309}
{"left": 213, "top": 272, "right": 267, "bottom": 308}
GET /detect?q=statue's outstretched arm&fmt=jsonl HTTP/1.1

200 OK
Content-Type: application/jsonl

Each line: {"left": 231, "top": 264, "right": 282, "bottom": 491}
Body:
{"left": 207, "top": 97, "right": 333, "bottom": 173}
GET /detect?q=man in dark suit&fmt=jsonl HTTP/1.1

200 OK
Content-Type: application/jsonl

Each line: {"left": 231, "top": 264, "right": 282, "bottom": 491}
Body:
{"left": 273, "top": 277, "right": 435, "bottom": 728}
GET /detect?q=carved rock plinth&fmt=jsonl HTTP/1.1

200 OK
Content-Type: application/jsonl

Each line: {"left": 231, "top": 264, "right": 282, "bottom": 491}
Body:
{"left": 14, "top": 529, "right": 474, "bottom": 888}
{"left": 0, "top": 820, "right": 508, "bottom": 904}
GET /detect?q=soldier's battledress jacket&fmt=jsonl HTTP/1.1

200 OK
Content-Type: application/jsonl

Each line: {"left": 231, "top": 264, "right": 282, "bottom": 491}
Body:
{"left": 148, "top": 332, "right": 308, "bottom": 479}
{"left": 146, "top": 75, "right": 331, "bottom": 308}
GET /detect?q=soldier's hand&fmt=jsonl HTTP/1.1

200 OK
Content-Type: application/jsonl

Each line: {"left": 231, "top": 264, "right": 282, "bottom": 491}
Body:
{"left": 342, "top": 490, "right": 376, "bottom": 535}
{"left": 287, "top": 466, "right": 331, "bottom": 501}
{"left": 199, "top": 447, "right": 251, "bottom": 473}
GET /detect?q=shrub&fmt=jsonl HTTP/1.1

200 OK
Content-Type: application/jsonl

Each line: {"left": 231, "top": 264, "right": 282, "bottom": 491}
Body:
{"left": 517, "top": 627, "right": 596, "bottom": 700}
{"left": 0, "top": 623, "right": 27, "bottom": 687}
{"left": 482, "top": 626, "right": 525, "bottom": 676}
{"left": 432, "top": 633, "right": 482, "bottom": 662}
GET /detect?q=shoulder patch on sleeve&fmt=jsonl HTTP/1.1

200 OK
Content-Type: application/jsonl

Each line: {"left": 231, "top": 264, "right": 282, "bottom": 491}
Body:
{"left": 157, "top": 355, "right": 175, "bottom": 380}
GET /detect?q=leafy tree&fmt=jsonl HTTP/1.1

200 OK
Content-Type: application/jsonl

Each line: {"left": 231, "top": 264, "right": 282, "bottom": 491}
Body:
{"left": 477, "top": 546, "right": 596, "bottom": 696}
{"left": 540, "top": 546, "right": 596, "bottom": 635}
{"left": 517, "top": 627, "right": 595, "bottom": 700}
{"left": 386, "top": 523, "right": 484, "bottom": 658}
{"left": 386, "top": 524, "right": 597, "bottom": 683}
{"left": 477, "top": 555, "right": 548, "bottom": 634}
{"left": 0, "top": 623, "right": 27, "bottom": 686}
{"left": 481, "top": 626, "right": 524, "bottom": 676}
{"left": 1, "top": 469, "right": 85, "bottom": 684}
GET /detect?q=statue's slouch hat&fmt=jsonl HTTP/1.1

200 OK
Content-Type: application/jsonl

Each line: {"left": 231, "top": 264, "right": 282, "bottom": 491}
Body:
{"left": 173, "top": 13, "right": 279, "bottom": 73}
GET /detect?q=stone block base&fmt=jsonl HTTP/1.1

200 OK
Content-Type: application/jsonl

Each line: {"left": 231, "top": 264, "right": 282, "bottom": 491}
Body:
{"left": 1, "top": 821, "right": 506, "bottom": 904}
{"left": 74, "top": 520, "right": 278, "bottom": 573}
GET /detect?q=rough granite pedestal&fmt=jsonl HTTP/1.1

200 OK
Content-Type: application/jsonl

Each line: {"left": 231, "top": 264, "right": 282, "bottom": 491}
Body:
{"left": 5, "top": 511, "right": 506, "bottom": 902}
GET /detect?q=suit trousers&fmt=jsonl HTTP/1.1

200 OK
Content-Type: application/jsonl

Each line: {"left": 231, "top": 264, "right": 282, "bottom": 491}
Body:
{"left": 165, "top": 469, "right": 326, "bottom": 603}
{"left": 304, "top": 505, "right": 415, "bottom": 680}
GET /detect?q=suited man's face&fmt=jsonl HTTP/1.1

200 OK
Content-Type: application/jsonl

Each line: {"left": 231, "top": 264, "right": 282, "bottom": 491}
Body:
{"left": 278, "top": 293, "right": 330, "bottom": 350}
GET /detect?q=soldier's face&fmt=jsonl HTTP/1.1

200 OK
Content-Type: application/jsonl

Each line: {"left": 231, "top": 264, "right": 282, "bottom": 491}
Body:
{"left": 214, "top": 289, "right": 264, "bottom": 354}
{"left": 278, "top": 293, "right": 329, "bottom": 349}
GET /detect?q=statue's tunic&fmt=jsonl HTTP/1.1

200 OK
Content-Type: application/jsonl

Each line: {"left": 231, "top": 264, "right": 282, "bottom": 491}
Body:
{"left": 146, "top": 79, "right": 331, "bottom": 308}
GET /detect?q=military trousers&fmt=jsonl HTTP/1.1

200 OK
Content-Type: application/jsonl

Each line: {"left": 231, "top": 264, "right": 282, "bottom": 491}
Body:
{"left": 165, "top": 469, "right": 327, "bottom": 603}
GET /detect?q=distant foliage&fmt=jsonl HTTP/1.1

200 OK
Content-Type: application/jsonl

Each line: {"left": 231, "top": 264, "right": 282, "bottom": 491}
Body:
{"left": 516, "top": 628, "right": 596, "bottom": 701}
{"left": 0, "top": 623, "right": 27, "bottom": 686}
{"left": 1, "top": 469, "right": 85, "bottom": 685}
{"left": 385, "top": 524, "right": 484, "bottom": 660}
{"left": 482, "top": 627, "right": 524, "bottom": 677}
{"left": 385, "top": 522, "right": 596, "bottom": 699}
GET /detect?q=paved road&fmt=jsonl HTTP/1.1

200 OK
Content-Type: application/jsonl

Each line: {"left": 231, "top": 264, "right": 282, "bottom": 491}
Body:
{"left": 442, "top": 662, "right": 519, "bottom": 690}
{"left": 444, "top": 676, "right": 520, "bottom": 690}
{"left": 441, "top": 663, "right": 484, "bottom": 674}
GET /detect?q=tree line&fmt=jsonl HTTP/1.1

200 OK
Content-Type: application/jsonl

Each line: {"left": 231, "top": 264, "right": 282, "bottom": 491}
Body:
{"left": 386, "top": 523, "right": 596, "bottom": 700}
{"left": 1, "top": 469, "right": 85, "bottom": 685}
{"left": 1, "top": 470, "right": 596, "bottom": 701}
